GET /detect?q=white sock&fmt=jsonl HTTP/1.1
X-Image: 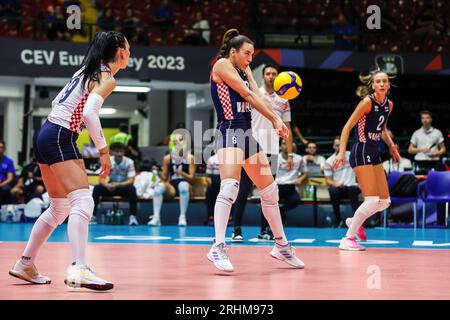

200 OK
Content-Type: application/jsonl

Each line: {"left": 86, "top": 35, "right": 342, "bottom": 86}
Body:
{"left": 21, "top": 218, "right": 55, "bottom": 266}
{"left": 346, "top": 196, "right": 380, "bottom": 239}
{"left": 178, "top": 181, "right": 190, "bottom": 219}
{"left": 152, "top": 183, "right": 165, "bottom": 221}
{"left": 67, "top": 189, "right": 94, "bottom": 267}
{"left": 22, "top": 198, "right": 70, "bottom": 265}
{"left": 67, "top": 214, "right": 89, "bottom": 266}
{"left": 214, "top": 178, "right": 239, "bottom": 245}
{"left": 259, "top": 182, "right": 288, "bottom": 246}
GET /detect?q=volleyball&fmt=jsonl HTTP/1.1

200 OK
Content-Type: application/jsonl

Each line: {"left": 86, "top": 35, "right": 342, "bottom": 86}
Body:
{"left": 274, "top": 71, "right": 303, "bottom": 100}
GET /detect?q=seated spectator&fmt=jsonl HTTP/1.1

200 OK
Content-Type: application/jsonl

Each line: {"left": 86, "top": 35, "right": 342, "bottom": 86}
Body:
{"left": 97, "top": 7, "right": 118, "bottom": 32}
{"left": 162, "top": 122, "right": 186, "bottom": 151}
{"left": 153, "top": 0, "right": 175, "bottom": 29}
{"left": 413, "top": 6, "right": 445, "bottom": 37}
{"left": 111, "top": 123, "right": 140, "bottom": 170}
{"left": 46, "top": 5, "right": 71, "bottom": 41}
{"left": 274, "top": 140, "right": 307, "bottom": 226}
{"left": 324, "top": 137, "right": 361, "bottom": 227}
{"left": 331, "top": 13, "right": 358, "bottom": 51}
{"left": 148, "top": 133, "right": 195, "bottom": 226}
{"left": 204, "top": 152, "right": 220, "bottom": 226}
{"left": 92, "top": 143, "right": 139, "bottom": 226}
{"left": 183, "top": 12, "right": 210, "bottom": 45}
{"left": 303, "top": 141, "right": 326, "bottom": 176}
{"left": 122, "top": 7, "right": 140, "bottom": 42}
{"left": 408, "top": 110, "right": 446, "bottom": 173}
{"left": 10, "top": 150, "right": 45, "bottom": 204}
{"left": 134, "top": 163, "right": 161, "bottom": 200}
{"left": 0, "top": 140, "right": 15, "bottom": 206}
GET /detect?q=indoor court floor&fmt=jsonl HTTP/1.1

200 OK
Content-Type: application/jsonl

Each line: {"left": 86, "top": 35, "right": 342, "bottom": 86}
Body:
{"left": 1, "top": 224, "right": 450, "bottom": 300}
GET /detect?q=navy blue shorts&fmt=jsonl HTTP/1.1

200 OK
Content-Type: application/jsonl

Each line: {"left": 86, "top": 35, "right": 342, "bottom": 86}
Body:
{"left": 170, "top": 179, "right": 188, "bottom": 197}
{"left": 349, "top": 142, "right": 382, "bottom": 168}
{"left": 34, "top": 120, "right": 82, "bottom": 165}
{"left": 215, "top": 121, "right": 261, "bottom": 160}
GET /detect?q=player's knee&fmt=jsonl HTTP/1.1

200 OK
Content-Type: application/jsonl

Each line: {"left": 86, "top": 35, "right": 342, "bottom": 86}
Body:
{"left": 67, "top": 189, "right": 94, "bottom": 221}
{"left": 154, "top": 183, "right": 166, "bottom": 196}
{"left": 217, "top": 178, "right": 239, "bottom": 205}
{"left": 378, "top": 197, "right": 391, "bottom": 211}
{"left": 178, "top": 181, "right": 190, "bottom": 195}
{"left": 259, "top": 181, "right": 279, "bottom": 206}
{"left": 40, "top": 198, "right": 70, "bottom": 228}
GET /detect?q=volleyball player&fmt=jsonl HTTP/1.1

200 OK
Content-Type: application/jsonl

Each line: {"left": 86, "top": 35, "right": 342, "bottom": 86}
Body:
{"left": 9, "top": 31, "right": 130, "bottom": 290}
{"left": 333, "top": 69, "right": 400, "bottom": 251}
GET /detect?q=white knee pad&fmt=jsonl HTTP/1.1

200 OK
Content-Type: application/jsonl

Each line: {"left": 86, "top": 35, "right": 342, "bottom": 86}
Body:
{"left": 39, "top": 198, "right": 71, "bottom": 228}
{"left": 359, "top": 196, "right": 380, "bottom": 218}
{"left": 178, "top": 181, "right": 190, "bottom": 195}
{"left": 67, "top": 189, "right": 95, "bottom": 222}
{"left": 216, "top": 178, "right": 240, "bottom": 206}
{"left": 377, "top": 197, "right": 391, "bottom": 211}
{"left": 154, "top": 183, "right": 166, "bottom": 196}
{"left": 259, "top": 182, "right": 279, "bottom": 207}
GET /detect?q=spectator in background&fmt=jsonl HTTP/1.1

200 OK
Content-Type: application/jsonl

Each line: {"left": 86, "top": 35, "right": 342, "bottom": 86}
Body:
{"left": 383, "top": 131, "right": 412, "bottom": 173}
{"left": 183, "top": 12, "right": 210, "bottom": 45}
{"left": 92, "top": 143, "right": 139, "bottom": 226}
{"left": 324, "top": 137, "right": 361, "bottom": 227}
{"left": 273, "top": 140, "right": 307, "bottom": 227}
{"left": 97, "top": 7, "right": 118, "bottom": 32}
{"left": 303, "top": 142, "right": 326, "bottom": 176}
{"left": 204, "top": 152, "right": 220, "bottom": 226}
{"left": 331, "top": 13, "right": 358, "bottom": 51}
{"left": 10, "top": 150, "right": 45, "bottom": 204}
{"left": 0, "top": 140, "right": 15, "bottom": 205}
{"left": 148, "top": 133, "right": 195, "bottom": 226}
{"left": 122, "top": 7, "right": 140, "bottom": 42}
{"left": 46, "top": 5, "right": 71, "bottom": 41}
{"left": 0, "top": 0, "right": 20, "bottom": 18}
{"left": 163, "top": 122, "right": 187, "bottom": 151}
{"left": 413, "top": 6, "right": 445, "bottom": 38}
{"left": 153, "top": 0, "right": 175, "bottom": 29}
{"left": 408, "top": 110, "right": 446, "bottom": 172}
{"left": 111, "top": 123, "right": 140, "bottom": 170}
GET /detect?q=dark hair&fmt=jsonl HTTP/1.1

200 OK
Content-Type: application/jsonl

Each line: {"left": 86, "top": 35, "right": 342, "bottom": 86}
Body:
{"left": 262, "top": 64, "right": 279, "bottom": 75}
{"left": 80, "top": 31, "right": 126, "bottom": 88}
{"left": 218, "top": 28, "right": 254, "bottom": 59}
{"left": 0, "top": 140, "right": 5, "bottom": 147}
{"left": 306, "top": 141, "right": 316, "bottom": 148}
{"left": 110, "top": 142, "right": 126, "bottom": 152}
{"left": 420, "top": 110, "right": 432, "bottom": 118}
{"left": 119, "top": 123, "right": 128, "bottom": 133}
{"left": 333, "top": 136, "right": 340, "bottom": 142}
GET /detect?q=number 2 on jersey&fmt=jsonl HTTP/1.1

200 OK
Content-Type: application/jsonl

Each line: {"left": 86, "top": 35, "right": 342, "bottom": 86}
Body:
{"left": 376, "top": 115, "right": 385, "bottom": 131}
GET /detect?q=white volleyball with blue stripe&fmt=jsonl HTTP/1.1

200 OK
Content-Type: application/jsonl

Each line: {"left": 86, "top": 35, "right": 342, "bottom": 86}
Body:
{"left": 274, "top": 71, "right": 303, "bottom": 100}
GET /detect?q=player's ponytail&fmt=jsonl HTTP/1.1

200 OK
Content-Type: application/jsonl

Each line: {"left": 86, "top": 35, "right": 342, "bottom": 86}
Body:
{"left": 356, "top": 67, "right": 395, "bottom": 98}
{"left": 218, "top": 28, "right": 254, "bottom": 58}
{"left": 80, "top": 31, "right": 126, "bottom": 88}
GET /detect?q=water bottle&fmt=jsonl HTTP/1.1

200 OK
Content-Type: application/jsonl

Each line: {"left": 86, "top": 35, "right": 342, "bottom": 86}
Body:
{"left": 105, "top": 209, "right": 113, "bottom": 225}
{"left": 151, "top": 166, "right": 158, "bottom": 186}
{"left": 115, "top": 209, "right": 124, "bottom": 225}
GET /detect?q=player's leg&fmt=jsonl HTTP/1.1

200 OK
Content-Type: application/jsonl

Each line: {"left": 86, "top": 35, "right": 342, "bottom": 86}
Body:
{"left": 243, "top": 151, "right": 304, "bottom": 268}
{"left": 9, "top": 164, "right": 69, "bottom": 284}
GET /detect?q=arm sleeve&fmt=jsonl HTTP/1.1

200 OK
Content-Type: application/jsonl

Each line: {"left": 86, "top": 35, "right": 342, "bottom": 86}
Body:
{"left": 82, "top": 93, "right": 107, "bottom": 151}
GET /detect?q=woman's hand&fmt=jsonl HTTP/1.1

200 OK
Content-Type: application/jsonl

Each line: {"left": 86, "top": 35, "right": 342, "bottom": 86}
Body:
{"left": 99, "top": 150, "right": 111, "bottom": 179}
{"left": 390, "top": 144, "right": 401, "bottom": 163}
{"left": 332, "top": 152, "right": 346, "bottom": 169}
{"left": 273, "top": 117, "right": 289, "bottom": 140}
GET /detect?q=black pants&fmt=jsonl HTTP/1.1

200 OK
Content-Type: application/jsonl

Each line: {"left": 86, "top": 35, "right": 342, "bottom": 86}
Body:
{"left": 0, "top": 184, "right": 12, "bottom": 205}
{"left": 92, "top": 184, "right": 137, "bottom": 217}
{"left": 328, "top": 186, "right": 361, "bottom": 223}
